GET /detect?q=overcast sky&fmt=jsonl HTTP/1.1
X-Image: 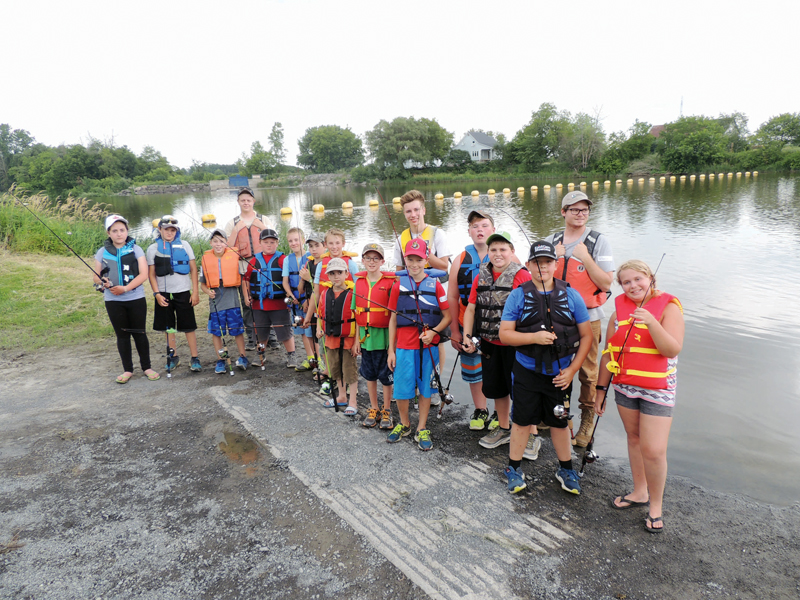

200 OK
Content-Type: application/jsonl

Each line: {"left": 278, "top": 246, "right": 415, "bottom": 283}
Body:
{"left": 4, "top": 0, "right": 797, "bottom": 169}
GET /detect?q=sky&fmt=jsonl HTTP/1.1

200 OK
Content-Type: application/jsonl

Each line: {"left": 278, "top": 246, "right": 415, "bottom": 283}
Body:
{"left": 3, "top": 0, "right": 797, "bottom": 169}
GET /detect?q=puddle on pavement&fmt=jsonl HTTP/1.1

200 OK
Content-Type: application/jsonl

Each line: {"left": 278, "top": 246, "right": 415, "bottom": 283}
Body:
{"left": 217, "top": 431, "right": 261, "bottom": 476}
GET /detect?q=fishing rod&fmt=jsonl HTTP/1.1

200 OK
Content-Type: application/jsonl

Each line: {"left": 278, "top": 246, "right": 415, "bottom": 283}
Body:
{"left": 579, "top": 252, "right": 667, "bottom": 477}
{"left": 438, "top": 353, "right": 460, "bottom": 418}
{"left": 486, "top": 206, "right": 532, "bottom": 245}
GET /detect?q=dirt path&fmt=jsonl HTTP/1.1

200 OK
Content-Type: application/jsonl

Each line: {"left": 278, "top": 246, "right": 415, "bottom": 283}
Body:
{"left": 1, "top": 340, "right": 798, "bottom": 599}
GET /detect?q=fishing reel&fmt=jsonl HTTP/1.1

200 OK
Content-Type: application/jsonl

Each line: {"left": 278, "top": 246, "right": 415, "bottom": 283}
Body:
{"left": 284, "top": 297, "right": 293, "bottom": 306}
{"left": 218, "top": 348, "right": 229, "bottom": 360}
{"left": 257, "top": 343, "right": 266, "bottom": 370}
{"left": 293, "top": 315, "right": 304, "bottom": 326}
{"left": 94, "top": 282, "right": 105, "bottom": 293}
{"left": 583, "top": 449, "right": 599, "bottom": 464}
{"left": 553, "top": 404, "right": 571, "bottom": 420}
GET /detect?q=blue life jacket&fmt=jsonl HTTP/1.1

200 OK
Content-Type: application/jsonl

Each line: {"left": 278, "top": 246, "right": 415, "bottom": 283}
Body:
{"left": 153, "top": 231, "right": 191, "bottom": 276}
{"left": 101, "top": 237, "right": 139, "bottom": 287}
{"left": 456, "top": 245, "right": 488, "bottom": 306}
{"left": 249, "top": 252, "right": 286, "bottom": 301}
{"left": 287, "top": 252, "right": 311, "bottom": 302}
{"left": 395, "top": 269, "right": 446, "bottom": 330}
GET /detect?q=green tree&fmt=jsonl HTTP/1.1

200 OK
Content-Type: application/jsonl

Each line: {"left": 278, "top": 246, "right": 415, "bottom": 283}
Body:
{"left": 268, "top": 122, "right": 286, "bottom": 166}
{"left": 718, "top": 111, "right": 750, "bottom": 152}
{"left": 365, "top": 116, "right": 453, "bottom": 169}
{"left": 297, "top": 125, "right": 364, "bottom": 173}
{"left": 509, "top": 103, "right": 572, "bottom": 171}
{"left": 560, "top": 112, "right": 606, "bottom": 171}
{"left": 597, "top": 120, "right": 655, "bottom": 174}
{"left": 656, "top": 116, "right": 727, "bottom": 172}
{"left": 44, "top": 145, "right": 101, "bottom": 194}
{"left": 754, "top": 113, "right": 800, "bottom": 146}
{"left": 0, "top": 124, "right": 35, "bottom": 190}
{"left": 238, "top": 141, "right": 278, "bottom": 177}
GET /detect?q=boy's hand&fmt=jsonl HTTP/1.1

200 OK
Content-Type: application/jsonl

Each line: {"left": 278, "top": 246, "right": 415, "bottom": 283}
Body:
{"left": 450, "top": 328, "right": 462, "bottom": 351}
{"left": 301, "top": 300, "right": 309, "bottom": 312}
{"left": 207, "top": 289, "right": 216, "bottom": 299}
{"left": 243, "top": 295, "right": 251, "bottom": 308}
{"left": 387, "top": 351, "right": 396, "bottom": 371}
{"left": 350, "top": 341, "right": 360, "bottom": 357}
{"left": 316, "top": 327, "right": 324, "bottom": 339}
{"left": 155, "top": 293, "right": 169, "bottom": 307}
{"left": 553, "top": 365, "right": 577, "bottom": 389}
{"left": 190, "top": 291, "right": 200, "bottom": 307}
{"left": 533, "top": 331, "right": 557, "bottom": 345}
{"left": 463, "top": 336, "right": 477, "bottom": 354}
{"left": 594, "top": 390, "right": 608, "bottom": 415}
{"left": 299, "top": 265, "right": 311, "bottom": 282}
{"left": 419, "top": 328, "right": 437, "bottom": 346}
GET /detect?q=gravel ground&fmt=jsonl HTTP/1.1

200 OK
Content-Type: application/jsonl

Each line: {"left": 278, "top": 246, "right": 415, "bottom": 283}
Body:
{"left": 1, "top": 339, "right": 798, "bottom": 599}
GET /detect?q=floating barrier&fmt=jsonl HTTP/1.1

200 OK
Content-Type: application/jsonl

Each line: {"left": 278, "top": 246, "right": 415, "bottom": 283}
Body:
{"left": 435, "top": 193, "right": 444, "bottom": 200}
{"left": 151, "top": 218, "right": 160, "bottom": 228}
{"left": 517, "top": 187, "right": 525, "bottom": 193}
{"left": 736, "top": 172, "right": 742, "bottom": 177}
{"left": 660, "top": 176, "right": 666, "bottom": 182}
{"left": 727, "top": 172, "right": 733, "bottom": 177}
{"left": 592, "top": 181, "right": 599, "bottom": 187}
{"left": 503, "top": 188, "right": 511, "bottom": 194}
{"left": 556, "top": 183, "right": 563, "bottom": 189}
{"left": 627, "top": 179, "right": 634, "bottom": 184}
{"left": 369, "top": 199, "right": 379, "bottom": 207}
{"left": 580, "top": 182, "right": 587, "bottom": 187}
{"left": 745, "top": 171, "right": 751, "bottom": 177}
{"left": 680, "top": 175, "right": 686, "bottom": 181}
{"left": 392, "top": 197, "right": 402, "bottom": 204}
{"left": 567, "top": 183, "right": 575, "bottom": 190}
{"left": 312, "top": 204, "right": 325, "bottom": 212}
{"left": 753, "top": 171, "right": 759, "bottom": 176}
{"left": 700, "top": 174, "right": 706, "bottom": 179}
{"left": 718, "top": 173, "right": 724, "bottom": 178}
{"left": 670, "top": 176, "right": 676, "bottom": 182}
{"left": 471, "top": 190, "right": 480, "bottom": 197}
{"left": 543, "top": 184, "right": 551, "bottom": 190}
{"left": 280, "top": 207, "right": 292, "bottom": 215}
{"left": 342, "top": 201, "right": 353, "bottom": 209}
{"left": 487, "top": 189, "right": 496, "bottom": 195}
{"left": 201, "top": 214, "right": 216, "bottom": 223}
{"left": 604, "top": 180, "right": 611, "bottom": 186}
{"left": 531, "top": 185, "right": 538, "bottom": 192}
{"left": 709, "top": 173, "right": 715, "bottom": 179}
{"left": 454, "top": 191, "right": 462, "bottom": 198}
{"left": 615, "top": 180, "right": 622, "bottom": 185}
{"left": 638, "top": 178, "right": 645, "bottom": 183}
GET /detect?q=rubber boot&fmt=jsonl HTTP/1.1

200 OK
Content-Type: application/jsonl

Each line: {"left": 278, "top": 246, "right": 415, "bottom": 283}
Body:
{"left": 573, "top": 409, "right": 595, "bottom": 448}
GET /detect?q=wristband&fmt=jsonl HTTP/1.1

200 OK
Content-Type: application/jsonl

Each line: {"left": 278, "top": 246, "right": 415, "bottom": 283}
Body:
{"left": 153, "top": 292, "right": 160, "bottom": 297}
{"left": 595, "top": 385, "right": 609, "bottom": 392}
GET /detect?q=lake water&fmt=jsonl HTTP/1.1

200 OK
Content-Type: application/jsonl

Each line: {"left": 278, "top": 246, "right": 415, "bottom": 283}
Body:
{"left": 106, "top": 174, "right": 800, "bottom": 506}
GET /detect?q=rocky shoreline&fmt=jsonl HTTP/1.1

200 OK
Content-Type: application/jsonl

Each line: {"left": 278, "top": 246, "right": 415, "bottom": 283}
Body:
{"left": 117, "top": 183, "right": 211, "bottom": 196}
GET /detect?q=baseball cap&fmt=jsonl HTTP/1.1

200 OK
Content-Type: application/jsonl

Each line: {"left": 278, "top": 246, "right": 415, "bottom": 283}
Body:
{"left": 105, "top": 214, "right": 128, "bottom": 230}
{"left": 561, "top": 191, "right": 593, "bottom": 209}
{"left": 486, "top": 231, "right": 513, "bottom": 249}
{"left": 209, "top": 228, "right": 227, "bottom": 240}
{"left": 306, "top": 231, "right": 325, "bottom": 244}
{"left": 467, "top": 210, "right": 494, "bottom": 225}
{"left": 237, "top": 187, "right": 255, "bottom": 198}
{"left": 259, "top": 228, "right": 279, "bottom": 240}
{"left": 528, "top": 240, "right": 557, "bottom": 261}
{"left": 158, "top": 215, "right": 179, "bottom": 229}
{"left": 326, "top": 257, "right": 348, "bottom": 273}
{"left": 403, "top": 238, "right": 428, "bottom": 260}
{"left": 361, "top": 242, "right": 385, "bottom": 258}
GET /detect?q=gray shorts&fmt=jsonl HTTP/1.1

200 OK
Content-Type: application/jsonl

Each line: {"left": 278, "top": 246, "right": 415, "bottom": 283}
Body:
{"left": 614, "top": 391, "right": 673, "bottom": 417}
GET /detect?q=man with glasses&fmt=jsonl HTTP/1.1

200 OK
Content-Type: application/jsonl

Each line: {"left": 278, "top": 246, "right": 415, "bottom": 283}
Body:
{"left": 545, "top": 191, "right": 615, "bottom": 447}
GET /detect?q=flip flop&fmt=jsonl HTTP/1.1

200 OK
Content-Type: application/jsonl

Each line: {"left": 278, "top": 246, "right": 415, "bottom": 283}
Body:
{"left": 611, "top": 494, "right": 649, "bottom": 510}
{"left": 146, "top": 371, "right": 161, "bottom": 381}
{"left": 645, "top": 515, "right": 664, "bottom": 534}
{"left": 323, "top": 399, "right": 336, "bottom": 408}
{"left": 344, "top": 406, "right": 358, "bottom": 416}
{"left": 115, "top": 373, "right": 133, "bottom": 384}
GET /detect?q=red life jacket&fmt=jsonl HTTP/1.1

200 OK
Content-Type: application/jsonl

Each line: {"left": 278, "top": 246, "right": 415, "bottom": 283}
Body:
{"left": 317, "top": 251, "right": 358, "bottom": 286}
{"left": 605, "top": 291, "right": 683, "bottom": 389}
{"left": 354, "top": 271, "right": 396, "bottom": 330}
{"left": 553, "top": 229, "right": 609, "bottom": 309}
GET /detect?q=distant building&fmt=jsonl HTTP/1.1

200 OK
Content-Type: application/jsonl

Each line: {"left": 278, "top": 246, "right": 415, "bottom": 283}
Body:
{"left": 453, "top": 131, "right": 498, "bottom": 162}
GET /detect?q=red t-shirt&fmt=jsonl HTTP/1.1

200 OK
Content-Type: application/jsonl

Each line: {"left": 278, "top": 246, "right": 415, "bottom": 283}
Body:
{"left": 245, "top": 253, "right": 287, "bottom": 311}
{"left": 468, "top": 267, "right": 532, "bottom": 345}
{"left": 318, "top": 286, "right": 355, "bottom": 350}
{"left": 388, "top": 275, "right": 449, "bottom": 350}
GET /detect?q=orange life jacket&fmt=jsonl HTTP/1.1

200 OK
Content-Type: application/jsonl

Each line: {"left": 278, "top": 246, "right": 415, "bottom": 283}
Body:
{"left": 201, "top": 248, "right": 241, "bottom": 288}
{"left": 231, "top": 214, "right": 270, "bottom": 260}
{"left": 553, "top": 229, "right": 609, "bottom": 309}
{"left": 604, "top": 291, "right": 683, "bottom": 389}
{"left": 354, "top": 271, "right": 396, "bottom": 331}
{"left": 317, "top": 251, "right": 358, "bottom": 286}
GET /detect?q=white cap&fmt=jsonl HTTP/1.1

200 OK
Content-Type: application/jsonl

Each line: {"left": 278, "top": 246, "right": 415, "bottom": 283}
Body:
{"left": 105, "top": 214, "right": 128, "bottom": 230}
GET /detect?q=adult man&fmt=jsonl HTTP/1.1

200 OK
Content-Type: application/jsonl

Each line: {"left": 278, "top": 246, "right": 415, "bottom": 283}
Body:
{"left": 223, "top": 187, "right": 277, "bottom": 350}
{"left": 546, "top": 191, "right": 614, "bottom": 447}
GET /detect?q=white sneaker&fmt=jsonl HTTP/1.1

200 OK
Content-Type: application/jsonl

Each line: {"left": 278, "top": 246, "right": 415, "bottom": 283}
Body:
{"left": 523, "top": 434, "right": 542, "bottom": 460}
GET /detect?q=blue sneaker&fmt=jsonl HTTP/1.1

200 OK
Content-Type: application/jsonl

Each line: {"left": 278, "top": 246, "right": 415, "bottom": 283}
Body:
{"left": 165, "top": 355, "right": 180, "bottom": 372}
{"left": 414, "top": 429, "right": 433, "bottom": 451}
{"left": 190, "top": 357, "right": 202, "bottom": 372}
{"left": 556, "top": 468, "right": 582, "bottom": 495}
{"left": 504, "top": 466, "right": 527, "bottom": 494}
{"left": 387, "top": 424, "right": 411, "bottom": 443}
{"left": 215, "top": 360, "right": 226, "bottom": 374}
{"left": 236, "top": 356, "right": 250, "bottom": 370}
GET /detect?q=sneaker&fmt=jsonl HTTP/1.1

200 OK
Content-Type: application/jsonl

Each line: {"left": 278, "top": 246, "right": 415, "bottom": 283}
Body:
{"left": 523, "top": 434, "right": 542, "bottom": 461}
{"left": 479, "top": 427, "right": 511, "bottom": 449}
{"left": 165, "top": 355, "right": 180, "bottom": 371}
{"left": 295, "top": 358, "right": 313, "bottom": 372}
{"left": 379, "top": 409, "right": 393, "bottom": 430}
{"left": 190, "top": 357, "right": 202, "bottom": 372}
{"left": 414, "top": 429, "right": 433, "bottom": 451}
{"left": 504, "top": 466, "right": 527, "bottom": 494}
{"left": 537, "top": 421, "right": 550, "bottom": 431}
{"left": 430, "top": 395, "right": 441, "bottom": 407}
{"left": 236, "top": 356, "right": 250, "bottom": 370}
{"left": 387, "top": 423, "right": 411, "bottom": 443}
{"left": 556, "top": 468, "right": 582, "bottom": 495}
{"left": 487, "top": 411, "right": 499, "bottom": 431}
{"left": 269, "top": 340, "right": 280, "bottom": 350}
{"left": 469, "top": 409, "right": 490, "bottom": 431}
{"left": 286, "top": 352, "right": 297, "bottom": 369}
{"left": 319, "top": 381, "right": 332, "bottom": 396}
{"left": 215, "top": 360, "right": 226, "bottom": 374}
{"left": 245, "top": 340, "right": 256, "bottom": 351}
{"left": 363, "top": 408, "right": 378, "bottom": 428}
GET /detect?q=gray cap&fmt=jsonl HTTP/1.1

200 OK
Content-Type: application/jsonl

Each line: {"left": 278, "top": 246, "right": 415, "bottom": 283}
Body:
{"left": 361, "top": 242, "right": 385, "bottom": 258}
{"left": 561, "top": 191, "right": 593, "bottom": 208}
{"left": 467, "top": 210, "right": 494, "bottom": 225}
{"left": 209, "top": 228, "right": 227, "bottom": 240}
{"left": 326, "top": 258, "right": 348, "bottom": 273}
{"left": 306, "top": 231, "right": 325, "bottom": 244}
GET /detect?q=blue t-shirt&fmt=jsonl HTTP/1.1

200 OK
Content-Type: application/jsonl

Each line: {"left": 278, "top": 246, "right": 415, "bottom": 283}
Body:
{"left": 501, "top": 285, "right": 589, "bottom": 375}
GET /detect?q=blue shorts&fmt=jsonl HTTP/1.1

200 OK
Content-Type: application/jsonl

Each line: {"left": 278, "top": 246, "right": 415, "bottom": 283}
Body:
{"left": 360, "top": 348, "right": 393, "bottom": 387}
{"left": 291, "top": 306, "right": 312, "bottom": 337}
{"left": 208, "top": 307, "right": 244, "bottom": 337}
{"left": 394, "top": 347, "right": 439, "bottom": 400}
{"left": 460, "top": 350, "right": 482, "bottom": 383}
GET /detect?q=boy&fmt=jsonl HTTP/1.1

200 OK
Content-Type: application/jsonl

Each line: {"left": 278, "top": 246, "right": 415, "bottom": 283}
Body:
{"left": 317, "top": 258, "right": 359, "bottom": 414}
{"left": 199, "top": 229, "right": 249, "bottom": 373}
{"left": 386, "top": 239, "right": 452, "bottom": 451}
{"left": 462, "top": 232, "right": 536, "bottom": 455}
{"left": 243, "top": 228, "right": 297, "bottom": 368}
{"left": 282, "top": 227, "right": 315, "bottom": 370}
{"left": 223, "top": 187, "right": 277, "bottom": 350}
{"left": 352, "top": 243, "right": 396, "bottom": 429}
{"left": 499, "top": 241, "right": 592, "bottom": 495}
{"left": 297, "top": 231, "right": 326, "bottom": 374}
{"left": 146, "top": 215, "right": 201, "bottom": 373}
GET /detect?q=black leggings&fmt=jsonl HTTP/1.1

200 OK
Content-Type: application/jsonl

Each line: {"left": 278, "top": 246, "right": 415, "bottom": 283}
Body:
{"left": 105, "top": 298, "right": 151, "bottom": 373}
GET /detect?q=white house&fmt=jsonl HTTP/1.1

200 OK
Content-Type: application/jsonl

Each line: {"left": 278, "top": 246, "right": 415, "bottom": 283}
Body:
{"left": 453, "top": 131, "right": 498, "bottom": 162}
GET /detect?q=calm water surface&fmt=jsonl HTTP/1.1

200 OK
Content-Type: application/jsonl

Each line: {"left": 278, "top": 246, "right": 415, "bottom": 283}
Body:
{"left": 107, "top": 174, "right": 800, "bottom": 506}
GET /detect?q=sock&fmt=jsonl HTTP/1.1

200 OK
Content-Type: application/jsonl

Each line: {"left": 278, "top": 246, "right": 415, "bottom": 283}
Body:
{"left": 559, "top": 459, "right": 573, "bottom": 471}
{"left": 500, "top": 426, "right": 510, "bottom": 432}
{"left": 509, "top": 459, "right": 522, "bottom": 470}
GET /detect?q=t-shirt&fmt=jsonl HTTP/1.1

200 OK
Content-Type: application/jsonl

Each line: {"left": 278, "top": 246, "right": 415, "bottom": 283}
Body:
{"left": 392, "top": 226, "right": 451, "bottom": 268}
{"left": 318, "top": 287, "right": 355, "bottom": 350}
{"left": 501, "top": 284, "right": 589, "bottom": 375}
{"left": 146, "top": 239, "right": 196, "bottom": 294}
{"left": 388, "top": 276, "right": 449, "bottom": 350}
{"left": 351, "top": 278, "right": 390, "bottom": 351}
{"left": 468, "top": 267, "right": 532, "bottom": 346}
{"left": 313, "top": 257, "right": 359, "bottom": 285}
{"left": 244, "top": 253, "right": 287, "bottom": 311}
{"left": 545, "top": 228, "right": 614, "bottom": 322}
{"left": 94, "top": 245, "right": 146, "bottom": 302}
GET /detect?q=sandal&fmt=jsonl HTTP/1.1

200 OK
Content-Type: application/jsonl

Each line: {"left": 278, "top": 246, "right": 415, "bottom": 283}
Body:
{"left": 344, "top": 406, "right": 358, "bottom": 416}
{"left": 612, "top": 494, "right": 649, "bottom": 510}
{"left": 145, "top": 370, "right": 161, "bottom": 381}
{"left": 115, "top": 373, "right": 133, "bottom": 384}
{"left": 645, "top": 515, "right": 664, "bottom": 534}
{"left": 323, "top": 399, "right": 337, "bottom": 408}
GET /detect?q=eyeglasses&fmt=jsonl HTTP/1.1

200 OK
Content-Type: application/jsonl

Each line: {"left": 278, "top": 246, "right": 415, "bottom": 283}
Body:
{"left": 362, "top": 256, "right": 382, "bottom": 262}
{"left": 567, "top": 208, "right": 590, "bottom": 216}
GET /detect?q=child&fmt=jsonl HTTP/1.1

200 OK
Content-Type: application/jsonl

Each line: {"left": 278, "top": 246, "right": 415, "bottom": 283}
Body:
{"left": 498, "top": 241, "right": 593, "bottom": 495}
{"left": 317, "top": 258, "right": 359, "bottom": 415}
{"left": 199, "top": 229, "right": 248, "bottom": 374}
{"left": 282, "top": 227, "right": 315, "bottom": 370}
{"left": 243, "top": 228, "right": 297, "bottom": 368}
{"left": 146, "top": 215, "right": 201, "bottom": 374}
{"left": 386, "top": 238, "right": 452, "bottom": 451}
{"left": 462, "top": 233, "right": 535, "bottom": 453}
{"left": 352, "top": 243, "right": 396, "bottom": 429}
{"left": 297, "top": 231, "right": 326, "bottom": 374}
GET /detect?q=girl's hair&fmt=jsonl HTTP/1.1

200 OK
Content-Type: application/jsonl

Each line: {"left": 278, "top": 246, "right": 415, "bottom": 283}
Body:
{"left": 325, "top": 228, "right": 346, "bottom": 243}
{"left": 287, "top": 227, "right": 305, "bottom": 242}
{"left": 617, "top": 259, "right": 655, "bottom": 288}
{"left": 400, "top": 190, "right": 425, "bottom": 207}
